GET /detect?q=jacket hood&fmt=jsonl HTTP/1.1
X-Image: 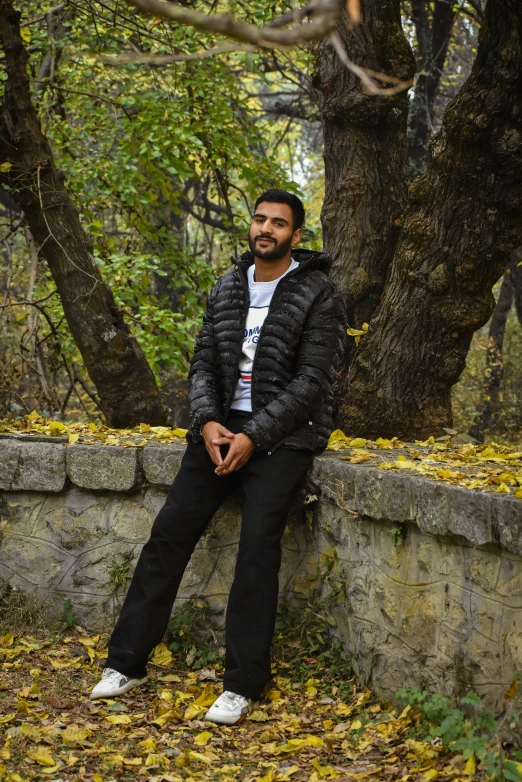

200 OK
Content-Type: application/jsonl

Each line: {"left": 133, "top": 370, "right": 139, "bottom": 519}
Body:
{"left": 234, "top": 247, "right": 333, "bottom": 276}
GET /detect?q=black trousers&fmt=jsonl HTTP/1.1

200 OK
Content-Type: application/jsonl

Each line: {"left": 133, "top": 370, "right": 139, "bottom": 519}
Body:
{"left": 105, "top": 412, "right": 313, "bottom": 700}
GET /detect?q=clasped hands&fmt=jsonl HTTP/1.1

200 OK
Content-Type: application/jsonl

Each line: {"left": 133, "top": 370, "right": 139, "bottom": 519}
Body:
{"left": 202, "top": 421, "right": 255, "bottom": 475}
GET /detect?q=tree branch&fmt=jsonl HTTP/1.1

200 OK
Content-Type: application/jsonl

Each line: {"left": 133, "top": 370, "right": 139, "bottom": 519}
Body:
{"left": 125, "top": 0, "right": 342, "bottom": 48}
{"left": 99, "top": 42, "right": 256, "bottom": 64}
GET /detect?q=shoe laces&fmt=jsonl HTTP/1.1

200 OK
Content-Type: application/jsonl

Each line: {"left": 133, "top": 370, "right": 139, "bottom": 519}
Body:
{"left": 102, "top": 667, "right": 126, "bottom": 683}
{"left": 220, "top": 691, "right": 247, "bottom": 708}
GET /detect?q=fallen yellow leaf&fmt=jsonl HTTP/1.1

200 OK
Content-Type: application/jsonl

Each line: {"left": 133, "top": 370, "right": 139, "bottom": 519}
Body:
{"left": 193, "top": 731, "right": 212, "bottom": 746}
{"left": 151, "top": 642, "right": 173, "bottom": 667}
{"left": 0, "top": 634, "right": 14, "bottom": 647}
{"left": 183, "top": 684, "right": 216, "bottom": 719}
{"left": 21, "top": 722, "right": 41, "bottom": 741}
{"left": 464, "top": 755, "right": 476, "bottom": 775}
{"left": 105, "top": 714, "right": 131, "bottom": 725}
{"left": 61, "top": 723, "right": 91, "bottom": 743}
{"left": 123, "top": 757, "right": 143, "bottom": 766}
{"left": 26, "top": 746, "right": 56, "bottom": 767}
{"left": 327, "top": 430, "right": 352, "bottom": 451}
{"left": 139, "top": 737, "right": 157, "bottom": 752}
{"left": 311, "top": 757, "right": 341, "bottom": 777}
{"left": 151, "top": 707, "right": 180, "bottom": 727}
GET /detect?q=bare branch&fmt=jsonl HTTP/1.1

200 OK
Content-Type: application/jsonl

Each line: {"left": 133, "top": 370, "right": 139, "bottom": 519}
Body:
{"left": 329, "top": 32, "right": 414, "bottom": 95}
{"left": 125, "top": 0, "right": 342, "bottom": 48}
{"left": 99, "top": 42, "right": 256, "bottom": 64}
{"left": 20, "top": 3, "right": 66, "bottom": 27}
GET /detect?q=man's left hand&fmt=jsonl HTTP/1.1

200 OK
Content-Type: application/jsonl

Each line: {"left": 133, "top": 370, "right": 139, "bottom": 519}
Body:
{"left": 213, "top": 432, "right": 255, "bottom": 475}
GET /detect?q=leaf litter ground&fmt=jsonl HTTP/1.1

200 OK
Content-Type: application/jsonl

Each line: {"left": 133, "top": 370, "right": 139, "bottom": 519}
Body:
{"left": 0, "top": 629, "right": 500, "bottom": 782}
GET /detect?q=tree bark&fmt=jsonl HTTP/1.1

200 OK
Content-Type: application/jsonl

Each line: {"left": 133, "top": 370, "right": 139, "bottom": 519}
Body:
{"left": 408, "top": 0, "right": 457, "bottom": 176}
{"left": 0, "top": 0, "right": 168, "bottom": 427}
{"left": 469, "top": 267, "right": 514, "bottom": 442}
{"left": 341, "top": 0, "right": 522, "bottom": 440}
{"left": 510, "top": 246, "right": 522, "bottom": 325}
{"left": 314, "top": 0, "right": 415, "bottom": 342}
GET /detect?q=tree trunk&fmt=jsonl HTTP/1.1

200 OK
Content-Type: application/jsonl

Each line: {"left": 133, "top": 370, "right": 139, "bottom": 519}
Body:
{"left": 0, "top": 0, "right": 168, "bottom": 428}
{"left": 340, "top": 0, "right": 522, "bottom": 440}
{"left": 510, "top": 247, "right": 522, "bottom": 325}
{"left": 408, "top": 0, "right": 457, "bottom": 176}
{"left": 469, "top": 269, "right": 514, "bottom": 442}
{"left": 314, "top": 0, "right": 415, "bottom": 343}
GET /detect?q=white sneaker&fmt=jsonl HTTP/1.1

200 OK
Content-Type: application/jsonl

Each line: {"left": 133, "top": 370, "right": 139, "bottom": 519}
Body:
{"left": 205, "top": 690, "right": 249, "bottom": 725}
{"left": 90, "top": 667, "right": 147, "bottom": 700}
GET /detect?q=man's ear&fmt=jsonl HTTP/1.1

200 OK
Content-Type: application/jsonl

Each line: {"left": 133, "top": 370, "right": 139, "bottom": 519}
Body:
{"left": 291, "top": 227, "right": 303, "bottom": 247}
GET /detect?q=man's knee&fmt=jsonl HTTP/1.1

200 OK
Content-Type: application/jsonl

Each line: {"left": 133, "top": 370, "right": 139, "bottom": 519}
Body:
{"left": 236, "top": 535, "right": 282, "bottom": 569}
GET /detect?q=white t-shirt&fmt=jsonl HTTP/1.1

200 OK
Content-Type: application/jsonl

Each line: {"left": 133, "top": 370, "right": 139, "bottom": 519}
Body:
{"left": 230, "top": 259, "right": 299, "bottom": 413}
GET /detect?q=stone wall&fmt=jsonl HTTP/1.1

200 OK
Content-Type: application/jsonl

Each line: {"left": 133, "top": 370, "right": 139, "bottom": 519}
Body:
{"left": 1, "top": 437, "right": 522, "bottom": 727}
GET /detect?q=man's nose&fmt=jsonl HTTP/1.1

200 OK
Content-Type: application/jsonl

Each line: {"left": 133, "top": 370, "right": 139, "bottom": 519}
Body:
{"left": 261, "top": 220, "right": 273, "bottom": 233}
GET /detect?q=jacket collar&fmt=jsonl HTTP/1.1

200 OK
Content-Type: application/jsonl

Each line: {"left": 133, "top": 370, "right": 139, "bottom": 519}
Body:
{"left": 233, "top": 247, "right": 333, "bottom": 277}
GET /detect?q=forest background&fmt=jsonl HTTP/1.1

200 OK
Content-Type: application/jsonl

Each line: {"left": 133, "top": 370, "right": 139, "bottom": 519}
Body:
{"left": 0, "top": 0, "right": 521, "bottom": 446}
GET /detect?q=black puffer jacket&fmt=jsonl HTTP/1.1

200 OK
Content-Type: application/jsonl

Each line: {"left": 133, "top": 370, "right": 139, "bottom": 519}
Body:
{"left": 187, "top": 248, "right": 347, "bottom": 454}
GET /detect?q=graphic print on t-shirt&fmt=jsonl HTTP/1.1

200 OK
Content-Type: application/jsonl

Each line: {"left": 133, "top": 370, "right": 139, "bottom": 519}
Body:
{"left": 238, "top": 306, "right": 266, "bottom": 386}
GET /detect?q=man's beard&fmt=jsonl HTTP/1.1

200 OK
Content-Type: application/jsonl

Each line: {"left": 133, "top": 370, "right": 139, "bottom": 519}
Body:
{"left": 248, "top": 233, "right": 293, "bottom": 261}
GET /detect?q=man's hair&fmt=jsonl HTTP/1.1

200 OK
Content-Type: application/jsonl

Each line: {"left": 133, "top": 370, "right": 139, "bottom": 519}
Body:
{"left": 254, "top": 189, "right": 305, "bottom": 231}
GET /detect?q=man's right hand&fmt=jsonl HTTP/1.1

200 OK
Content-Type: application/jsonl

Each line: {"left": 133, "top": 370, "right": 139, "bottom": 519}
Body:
{"left": 202, "top": 421, "right": 235, "bottom": 467}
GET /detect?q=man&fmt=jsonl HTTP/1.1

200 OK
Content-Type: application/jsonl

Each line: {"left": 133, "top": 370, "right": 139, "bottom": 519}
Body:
{"left": 90, "top": 189, "right": 346, "bottom": 725}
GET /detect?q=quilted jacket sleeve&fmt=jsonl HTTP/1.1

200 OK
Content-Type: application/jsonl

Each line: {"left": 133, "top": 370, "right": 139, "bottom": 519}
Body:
{"left": 241, "top": 282, "right": 347, "bottom": 452}
{"left": 187, "top": 281, "right": 224, "bottom": 440}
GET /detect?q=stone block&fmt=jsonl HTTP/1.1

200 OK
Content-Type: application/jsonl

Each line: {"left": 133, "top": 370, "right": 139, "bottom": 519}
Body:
{"left": 372, "top": 576, "right": 401, "bottom": 625}
{"left": 1, "top": 493, "right": 46, "bottom": 538}
{"left": 446, "top": 486, "right": 493, "bottom": 547}
{"left": 142, "top": 443, "right": 185, "bottom": 485}
{"left": 469, "top": 593, "right": 501, "bottom": 642}
{"left": 440, "top": 581, "right": 471, "bottom": 639}
{"left": 399, "top": 586, "right": 442, "bottom": 651}
{"left": 313, "top": 457, "right": 356, "bottom": 512}
{"left": 1, "top": 533, "right": 75, "bottom": 589}
{"left": 415, "top": 479, "right": 449, "bottom": 536}
{"left": 314, "top": 502, "right": 353, "bottom": 548}
{"left": 381, "top": 471, "right": 416, "bottom": 521}
{"left": 0, "top": 441, "right": 65, "bottom": 492}
{"left": 61, "top": 541, "right": 135, "bottom": 595}
{"left": 437, "top": 539, "right": 465, "bottom": 579}
{"left": 463, "top": 629, "right": 504, "bottom": 684}
{"left": 0, "top": 440, "right": 20, "bottom": 490}
{"left": 111, "top": 495, "right": 155, "bottom": 542}
{"left": 373, "top": 521, "right": 412, "bottom": 582}
{"left": 496, "top": 556, "right": 522, "bottom": 598}
{"left": 502, "top": 614, "right": 522, "bottom": 670}
{"left": 415, "top": 536, "right": 441, "bottom": 578}
{"left": 463, "top": 548, "right": 501, "bottom": 593}
{"left": 355, "top": 468, "right": 383, "bottom": 519}
{"left": 493, "top": 495, "right": 522, "bottom": 556}
{"left": 347, "top": 571, "right": 373, "bottom": 619}
{"left": 66, "top": 445, "right": 141, "bottom": 491}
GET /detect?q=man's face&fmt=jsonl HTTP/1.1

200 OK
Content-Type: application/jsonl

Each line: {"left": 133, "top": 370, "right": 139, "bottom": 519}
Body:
{"left": 248, "top": 201, "right": 302, "bottom": 261}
